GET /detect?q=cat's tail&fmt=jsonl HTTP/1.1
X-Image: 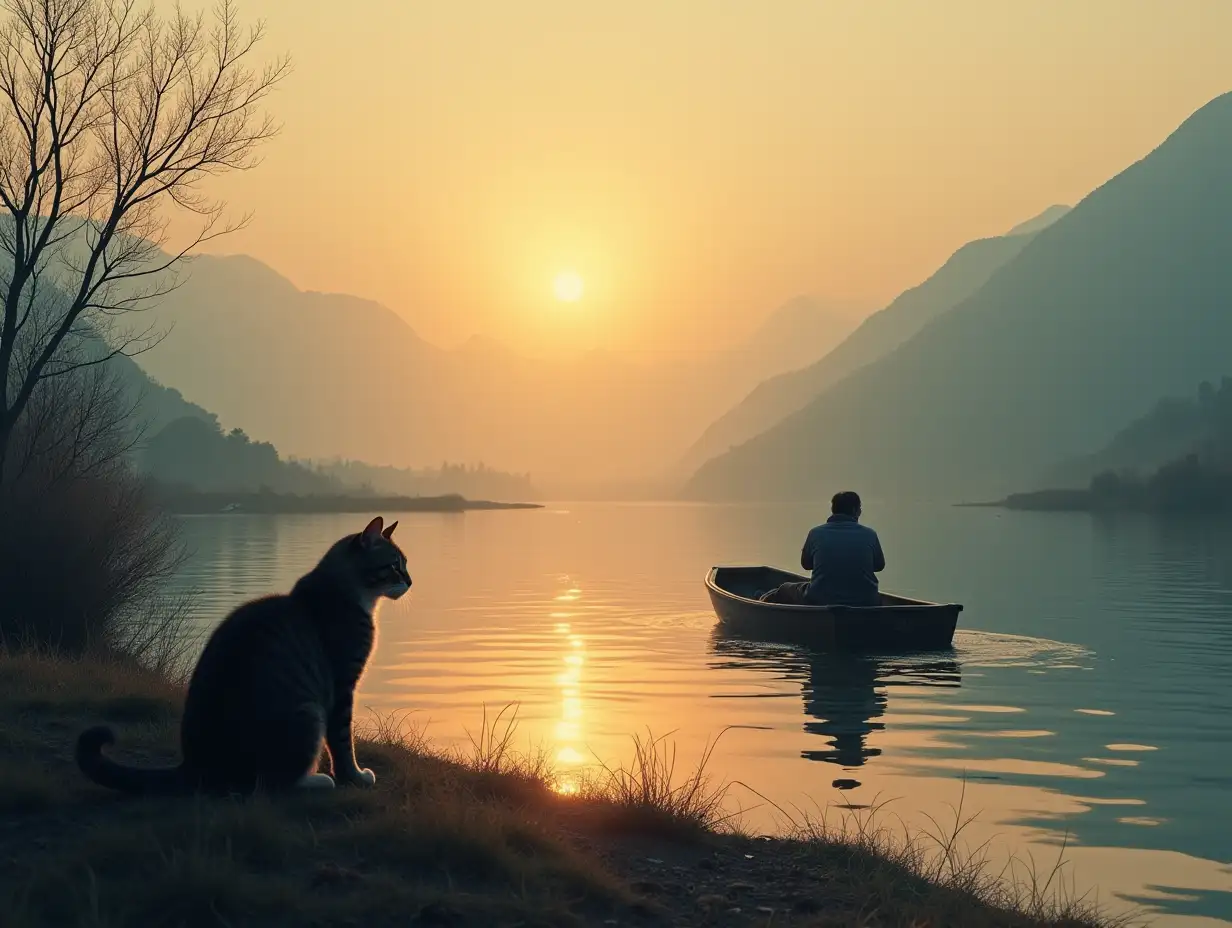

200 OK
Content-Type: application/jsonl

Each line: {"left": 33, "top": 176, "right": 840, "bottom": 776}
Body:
{"left": 76, "top": 726, "right": 190, "bottom": 795}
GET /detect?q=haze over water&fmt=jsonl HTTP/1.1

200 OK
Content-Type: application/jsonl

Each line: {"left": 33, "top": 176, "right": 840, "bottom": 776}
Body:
{"left": 172, "top": 503, "right": 1232, "bottom": 928}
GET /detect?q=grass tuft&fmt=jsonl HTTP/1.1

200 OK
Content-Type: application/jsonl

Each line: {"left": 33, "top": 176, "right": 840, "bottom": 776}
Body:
{"left": 579, "top": 727, "right": 737, "bottom": 838}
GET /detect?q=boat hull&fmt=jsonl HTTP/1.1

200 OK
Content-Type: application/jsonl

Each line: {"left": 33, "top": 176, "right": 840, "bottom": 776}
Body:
{"left": 706, "top": 565, "right": 962, "bottom": 652}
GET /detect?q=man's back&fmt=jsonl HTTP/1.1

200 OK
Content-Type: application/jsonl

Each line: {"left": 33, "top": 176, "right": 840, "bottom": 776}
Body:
{"left": 802, "top": 514, "right": 885, "bottom": 607}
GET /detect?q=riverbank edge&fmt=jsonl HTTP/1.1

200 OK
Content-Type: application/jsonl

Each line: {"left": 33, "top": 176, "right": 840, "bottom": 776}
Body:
{"left": 956, "top": 489, "right": 1095, "bottom": 512}
{"left": 0, "top": 651, "right": 1120, "bottom": 928}
{"left": 149, "top": 487, "right": 544, "bottom": 515}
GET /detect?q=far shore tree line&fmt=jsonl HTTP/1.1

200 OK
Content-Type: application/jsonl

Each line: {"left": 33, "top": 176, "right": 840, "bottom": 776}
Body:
{"left": 1001, "top": 378, "right": 1232, "bottom": 513}
{"left": 141, "top": 413, "right": 537, "bottom": 499}
{"left": 1083, "top": 377, "right": 1232, "bottom": 510}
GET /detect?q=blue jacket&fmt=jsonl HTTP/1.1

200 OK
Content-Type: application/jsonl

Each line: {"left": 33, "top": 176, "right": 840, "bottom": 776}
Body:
{"left": 801, "top": 514, "right": 885, "bottom": 606}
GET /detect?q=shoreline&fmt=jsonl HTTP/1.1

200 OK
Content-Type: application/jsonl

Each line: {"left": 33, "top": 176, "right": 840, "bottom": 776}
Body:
{"left": 0, "top": 651, "right": 1118, "bottom": 928}
{"left": 956, "top": 489, "right": 1100, "bottom": 512}
{"left": 149, "top": 487, "right": 544, "bottom": 515}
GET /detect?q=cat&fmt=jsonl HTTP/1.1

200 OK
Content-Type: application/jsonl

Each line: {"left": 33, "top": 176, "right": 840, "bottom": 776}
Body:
{"left": 76, "top": 515, "right": 411, "bottom": 795}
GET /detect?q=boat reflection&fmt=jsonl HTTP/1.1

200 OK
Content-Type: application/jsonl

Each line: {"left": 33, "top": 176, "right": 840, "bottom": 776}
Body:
{"left": 710, "top": 628, "right": 961, "bottom": 772}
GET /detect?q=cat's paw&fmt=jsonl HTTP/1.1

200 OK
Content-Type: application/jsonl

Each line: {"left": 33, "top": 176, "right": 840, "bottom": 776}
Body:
{"left": 352, "top": 767, "right": 376, "bottom": 788}
{"left": 295, "top": 772, "right": 336, "bottom": 789}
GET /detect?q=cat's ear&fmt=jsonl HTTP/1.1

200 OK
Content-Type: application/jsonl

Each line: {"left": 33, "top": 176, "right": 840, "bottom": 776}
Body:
{"left": 381, "top": 520, "right": 398, "bottom": 540}
{"left": 358, "top": 516, "right": 384, "bottom": 543}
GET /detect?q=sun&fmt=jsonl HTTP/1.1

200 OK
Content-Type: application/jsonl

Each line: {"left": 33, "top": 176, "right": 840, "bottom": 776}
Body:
{"left": 552, "top": 270, "right": 584, "bottom": 303}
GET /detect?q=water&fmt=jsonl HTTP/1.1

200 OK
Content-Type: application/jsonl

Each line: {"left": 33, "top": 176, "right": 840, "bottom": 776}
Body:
{"left": 169, "top": 503, "right": 1232, "bottom": 927}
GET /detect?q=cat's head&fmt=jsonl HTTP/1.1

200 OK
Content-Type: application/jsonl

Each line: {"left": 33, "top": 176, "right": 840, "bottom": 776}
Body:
{"left": 321, "top": 516, "right": 412, "bottom": 611}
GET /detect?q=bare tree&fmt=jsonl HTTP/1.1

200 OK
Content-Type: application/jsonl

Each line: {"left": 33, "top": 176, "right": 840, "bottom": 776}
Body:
{"left": 0, "top": 0, "right": 288, "bottom": 477}
{"left": 5, "top": 339, "right": 137, "bottom": 490}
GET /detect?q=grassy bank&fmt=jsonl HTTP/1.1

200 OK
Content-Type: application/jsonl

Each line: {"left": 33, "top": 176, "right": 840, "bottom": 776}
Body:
{"left": 0, "top": 652, "right": 1123, "bottom": 928}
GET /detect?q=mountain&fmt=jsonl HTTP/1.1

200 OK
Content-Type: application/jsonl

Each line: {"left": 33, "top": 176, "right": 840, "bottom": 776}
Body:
{"left": 736, "top": 295, "right": 861, "bottom": 375}
{"left": 128, "top": 255, "right": 855, "bottom": 488}
{"left": 684, "top": 92, "right": 1232, "bottom": 502}
{"left": 108, "top": 352, "right": 215, "bottom": 437}
{"left": 1042, "top": 377, "right": 1232, "bottom": 489}
{"left": 1000, "top": 377, "right": 1232, "bottom": 513}
{"left": 1005, "top": 204, "right": 1071, "bottom": 237}
{"left": 129, "top": 254, "right": 459, "bottom": 471}
{"left": 0, "top": 256, "right": 213, "bottom": 440}
{"left": 144, "top": 416, "right": 343, "bottom": 494}
{"left": 675, "top": 206, "right": 1069, "bottom": 476}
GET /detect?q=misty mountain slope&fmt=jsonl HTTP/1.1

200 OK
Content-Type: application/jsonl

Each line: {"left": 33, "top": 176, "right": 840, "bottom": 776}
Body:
{"left": 684, "top": 92, "right": 1232, "bottom": 502}
{"left": 1005, "top": 204, "right": 1071, "bottom": 237}
{"left": 110, "top": 353, "right": 215, "bottom": 435}
{"left": 1041, "top": 378, "right": 1232, "bottom": 489}
{"left": 736, "top": 295, "right": 860, "bottom": 374}
{"left": 132, "top": 254, "right": 455, "bottom": 470}
{"left": 0, "top": 237, "right": 211, "bottom": 438}
{"left": 128, "top": 256, "right": 853, "bottom": 483}
{"left": 675, "top": 206, "right": 1069, "bottom": 476}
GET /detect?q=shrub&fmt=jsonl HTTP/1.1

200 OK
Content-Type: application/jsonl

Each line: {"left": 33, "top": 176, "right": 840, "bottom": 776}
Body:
{"left": 0, "top": 360, "right": 191, "bottom": 674}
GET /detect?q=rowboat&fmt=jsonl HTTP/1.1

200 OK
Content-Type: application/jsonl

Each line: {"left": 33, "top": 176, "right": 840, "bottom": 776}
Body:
{"left": 705, "top": 565, "right": 962, "bottom": 652}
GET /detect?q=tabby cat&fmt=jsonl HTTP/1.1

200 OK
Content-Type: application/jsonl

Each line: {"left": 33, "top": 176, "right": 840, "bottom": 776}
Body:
{"left": 77, "top": 516, "right": 411, "bottom": 795}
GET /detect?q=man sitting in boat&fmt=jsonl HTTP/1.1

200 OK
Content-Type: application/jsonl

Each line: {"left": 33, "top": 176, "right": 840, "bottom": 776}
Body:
{"left": 759, "top": 491, "right": 885, "bottom": 607}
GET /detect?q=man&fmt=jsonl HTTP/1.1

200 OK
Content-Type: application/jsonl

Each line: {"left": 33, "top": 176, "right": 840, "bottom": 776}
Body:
{"left": 759, "top": 491, "right": 886, "bottom": 607}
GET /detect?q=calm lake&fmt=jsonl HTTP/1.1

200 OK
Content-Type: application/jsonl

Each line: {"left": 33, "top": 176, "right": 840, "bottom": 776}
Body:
{"left": 169, "top": 502, "right": 1232, "bottom": 927}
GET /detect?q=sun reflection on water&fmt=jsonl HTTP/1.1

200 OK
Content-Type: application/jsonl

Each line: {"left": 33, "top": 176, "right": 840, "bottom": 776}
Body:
{"left": 553, "top": 579, "right": 588, "bottom": 785}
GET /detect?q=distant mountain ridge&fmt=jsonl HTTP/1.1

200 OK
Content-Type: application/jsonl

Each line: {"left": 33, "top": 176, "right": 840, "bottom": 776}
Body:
{"left": 674, "top": 205, "right": 1070, "bottom": 476}
{"left": 684, "top": 92, "right": 1232, "bottom": 502}
{"left": 127, "top": 257, "right": 857, "bottom": 487}
{"left": 1005, "top": 204, "right": 1071, "bottom": 237}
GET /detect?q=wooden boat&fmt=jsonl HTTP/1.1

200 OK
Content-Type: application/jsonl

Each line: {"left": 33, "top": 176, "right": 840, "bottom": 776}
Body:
{"left": 706, "top": 565, "right": 963, "bottom": 652}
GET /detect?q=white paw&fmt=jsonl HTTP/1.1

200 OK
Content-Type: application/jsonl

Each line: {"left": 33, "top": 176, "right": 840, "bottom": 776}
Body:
{"left": 352, "top": 767, "right": 376, "bottom": 788}
{"left": 295, "top": 772, "right": 336, "bottom": 789}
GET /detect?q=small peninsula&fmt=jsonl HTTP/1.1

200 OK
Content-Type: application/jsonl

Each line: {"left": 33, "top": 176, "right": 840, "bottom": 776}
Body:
{"left": 150, "top": 486, "right": 543, "bottom": 515}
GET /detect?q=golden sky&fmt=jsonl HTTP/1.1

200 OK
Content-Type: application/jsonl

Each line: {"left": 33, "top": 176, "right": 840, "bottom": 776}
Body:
{"left": 194, "top": 0, "right": 1232, "bottom": 356}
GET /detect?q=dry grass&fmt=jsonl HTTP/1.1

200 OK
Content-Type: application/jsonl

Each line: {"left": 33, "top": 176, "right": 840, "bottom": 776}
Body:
{"left": 763, "top": 788, "right": 1137, "bottom": 928}
{"left": 0, "top": 651, "right": 1132, "bottom": 928}
{"left": 578, "top": 727, "right": 739, "bottom": 838}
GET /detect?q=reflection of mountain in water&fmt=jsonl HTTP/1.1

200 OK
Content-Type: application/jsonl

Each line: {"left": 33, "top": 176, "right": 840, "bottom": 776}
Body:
{"left": 709, "top": 630, "right": 961, "bottom": 770}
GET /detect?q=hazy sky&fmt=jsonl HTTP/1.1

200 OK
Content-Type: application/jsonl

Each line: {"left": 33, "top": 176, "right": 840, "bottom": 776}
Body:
{"left": 189, "top": 1, "right": 1232, "bottom": 355}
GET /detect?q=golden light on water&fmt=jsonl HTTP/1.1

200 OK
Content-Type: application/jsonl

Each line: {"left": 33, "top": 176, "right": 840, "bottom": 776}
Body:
{"left": 553, "top": 581, "right": 589, "bottom": 783}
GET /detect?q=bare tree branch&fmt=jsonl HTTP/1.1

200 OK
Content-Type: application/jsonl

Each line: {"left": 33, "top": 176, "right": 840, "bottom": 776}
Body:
{"left": 0, "top": 0, "right": 288, "bottom": 475}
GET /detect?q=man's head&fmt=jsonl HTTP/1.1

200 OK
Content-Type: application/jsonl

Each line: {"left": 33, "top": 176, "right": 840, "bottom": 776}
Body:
{"left": 831, "top": 491, "right": 862, "bottom": 519}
